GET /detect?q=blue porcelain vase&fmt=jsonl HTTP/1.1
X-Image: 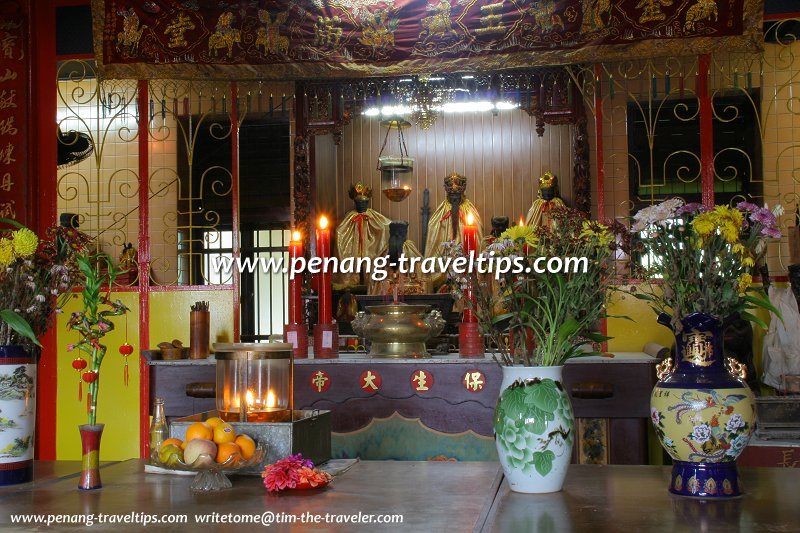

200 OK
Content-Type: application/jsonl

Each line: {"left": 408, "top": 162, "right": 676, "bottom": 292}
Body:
{"left": 650, "top": 313, "right": 755, "bottom": 498}
{"left": 0, "top": 345, "right": 36, "bottom": 485}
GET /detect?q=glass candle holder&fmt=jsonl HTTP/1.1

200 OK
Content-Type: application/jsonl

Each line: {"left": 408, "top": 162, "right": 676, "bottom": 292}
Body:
{"left": 214, "top": 343, "right": 293, "bottom": 423}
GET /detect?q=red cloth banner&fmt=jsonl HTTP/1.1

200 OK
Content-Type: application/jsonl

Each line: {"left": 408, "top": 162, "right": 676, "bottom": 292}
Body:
{"left": 92, "top": 0, "right": 763, "bottom": 80}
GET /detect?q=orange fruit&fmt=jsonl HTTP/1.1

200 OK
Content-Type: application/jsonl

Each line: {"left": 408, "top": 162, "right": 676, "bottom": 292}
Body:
{"left": 235, "top": 434, "right": 256, "bottom": 460}
{"left": 213, "top": 423, "right": 236, "bottom": 444}
{"left": 205, "top": 416, "right": 224, "bottom": 429}
{"left": 185, "top": 422, "right": 213, "bottom": 443}
{"left": 160, "top": 438, "right": 183, "bottom": 451}
{"left": 216, "top": 442, "right": 241, "bottom": 464}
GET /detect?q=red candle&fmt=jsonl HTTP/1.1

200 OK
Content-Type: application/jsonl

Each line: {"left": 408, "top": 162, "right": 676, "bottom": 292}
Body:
{"left": 288, "top": 230, "right": 303, "bottom": 324}
{"left": 462, "top": 212, "right": 478, "bottom": 323}
{"left": 317, "top": 216, "right": 333, "bottom": 325}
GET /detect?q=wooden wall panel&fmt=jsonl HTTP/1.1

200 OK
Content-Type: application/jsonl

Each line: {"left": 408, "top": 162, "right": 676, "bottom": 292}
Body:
{"left": 316, "top": 110, "right": 574, "bottom": 247}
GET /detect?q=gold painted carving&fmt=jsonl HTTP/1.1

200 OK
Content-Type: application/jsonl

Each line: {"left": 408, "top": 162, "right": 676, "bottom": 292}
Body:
{"left": 420, "top": 1, "right": 458, "bottom": 42}
{"left": 656, "top": 357, "right": 673, "bottom": 380}
{"left": 164, "top": 13, "right": 196, "bottom": 49}
{"left": 636, "top": 0, "right": 673, "bottom": 24}
{"left": 726, "top": 357, "right": 747, "bottom": 381}
{"left": 209, "top": 12, "right": 241, "bottom": 58}
{"left": 256, "top": 10, "right": 290, "bottom": 56}
{"left": 682, "top": 330, "right": 714, "bottom": 366}
{"left": 528, "top": 0, "right": 565, "bottom": 33}
{"left": 116, "top": 8, "right": 146, "bottom": 55}
{"left": 684, "top": 0, "right": 718, "bottom": 31}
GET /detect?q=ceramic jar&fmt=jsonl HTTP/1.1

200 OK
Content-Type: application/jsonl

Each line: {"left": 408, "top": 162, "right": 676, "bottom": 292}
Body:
{"left": 650, "top": 312, "right": 755, "bottom": 498}
{"left": 0, "top": 345, "right": 36, "bottom": 485}
{"left": 494, "top": 365, "right": 574, "bottom": 493}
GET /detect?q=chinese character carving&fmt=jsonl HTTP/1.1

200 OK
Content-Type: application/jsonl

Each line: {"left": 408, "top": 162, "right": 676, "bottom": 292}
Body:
{"left": 0, "top": 201, "right": 16, "bottom": 219}
{"left": 311, "top": 370, "right": 331, "bottom": 393}
{"left": 360, "top": 370, "right": 381, "bottom": 392}
{"left": 463, "top": 370, "right": 485, "bottom": 392}
{"left": 0, "top": 142, "right": 15, "bottom": 165}
{"left": 0, "top": 117, "right": 18, "bottom": 136}
{"left": 0, "top": 90, "right": 16, "bottom": 109}
{"left": 0, "top": 172, "right": 12, "bottom": 192}
{"left": 164, "top": 13, "right": 195, "bottom": 49}
{"left": 682, "top": 330, "right": 714, "bottom": 367}
{"left": 779, "top": 449, "right": 798, "bottom": 468}
{"left": 411, "top": 370, "right": 433, "bottom": 392}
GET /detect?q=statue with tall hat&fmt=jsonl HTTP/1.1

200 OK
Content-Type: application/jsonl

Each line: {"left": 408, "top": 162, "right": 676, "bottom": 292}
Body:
{"left": 525, "top": 171, "right": 566, "bottom": 229}
{"left": 335, "top": 182, "right": 391, "bottom": 286}
{"left": 424, "top": 173, "right": 483, "bottom": 259}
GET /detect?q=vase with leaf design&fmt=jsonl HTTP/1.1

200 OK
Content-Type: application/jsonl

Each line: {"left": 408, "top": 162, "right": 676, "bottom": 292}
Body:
{"left": 650, "top": 312, "right": 755, "bottom": 498}
{"left": 494, "top": 365, "right": 574, "bottom": 493}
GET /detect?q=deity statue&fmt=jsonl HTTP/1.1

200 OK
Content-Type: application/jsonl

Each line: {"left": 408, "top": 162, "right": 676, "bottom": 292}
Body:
{"left": 335, "top": 183, "right": 391, "bottom": 286}
{"left": 525, "top": 171, "right": 566, "bottom": 229}
{"left": 424, "top": 174, "right": 483, "bottom": 259}
{"left": 369, "top": 221, "right": 429, "bottom": 296}
{"left": 485, "top": 216, "right": 509, "bottom": 246}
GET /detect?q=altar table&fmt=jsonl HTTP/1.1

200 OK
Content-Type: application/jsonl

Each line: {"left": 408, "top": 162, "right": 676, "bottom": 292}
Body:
{"left": 0, "top": 461, "right": 798, "bottom": 532}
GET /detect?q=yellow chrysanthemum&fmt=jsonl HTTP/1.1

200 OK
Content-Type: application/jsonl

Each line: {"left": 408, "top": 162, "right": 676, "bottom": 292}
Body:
{"left": 580, "top": 221, "right": 614, "bottom": 247}
{"left": 500, "top": 225, "right": 538, "bottom": 247}
{"left": 0, "top": 238, "right": 14, "bottom": 268}
{"left": 732, "top": 243, "right": 745, "bottom": 255}
{"left": 742, "top": 256, "right": 755, "bottom": 267}
{"left": 737, "top": 273, "right": 753, "bottom": 295}
{"left": 11, "top": 227, "right": 38, "bottom": 258}
{"left": 691, "top": 214, "right": 716, "bottom": 237}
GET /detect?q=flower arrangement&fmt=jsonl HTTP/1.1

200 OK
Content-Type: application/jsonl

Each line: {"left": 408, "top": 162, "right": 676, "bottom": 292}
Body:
{"left": 0, "top": 218, "right": 90, "bottom": 349}
{"left": 261, "top": 454, "right": 332, "bottom": 492}
{"left": 631, "top": 199, "right": 782, "bottom": 331}
{"left": 66, "top": 253, "right": 128, "bottom": 424}
{"left": 473, "top": 207, "right": 628, "bottom": 367}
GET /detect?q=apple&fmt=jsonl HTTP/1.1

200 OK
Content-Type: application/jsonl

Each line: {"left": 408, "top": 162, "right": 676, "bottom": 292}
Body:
{"left": 183, "top": 439, "right": 217, "bottom": 468}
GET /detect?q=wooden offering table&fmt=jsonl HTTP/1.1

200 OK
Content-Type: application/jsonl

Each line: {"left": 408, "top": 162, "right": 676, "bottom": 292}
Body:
{"left": 0, "top": 461, "right": 798, "bottom": 532}
{"left": 147, "top": 352, "right": 657, "bottom": 464}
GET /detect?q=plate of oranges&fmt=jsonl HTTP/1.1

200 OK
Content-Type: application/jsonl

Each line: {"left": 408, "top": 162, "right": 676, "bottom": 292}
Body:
{"left": 154, "top": 417, "right": 265, "bottom": 489}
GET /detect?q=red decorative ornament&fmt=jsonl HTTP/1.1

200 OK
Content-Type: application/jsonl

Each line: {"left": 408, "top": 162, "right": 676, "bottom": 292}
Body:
{"left": 119, "top": 342, "right": 133, "bottom": 386}
{"left": 72, "top": 357, "right": 87, "bottom": 401}
{"left": 82, "top": 370, "right": 98, "bottom": 415}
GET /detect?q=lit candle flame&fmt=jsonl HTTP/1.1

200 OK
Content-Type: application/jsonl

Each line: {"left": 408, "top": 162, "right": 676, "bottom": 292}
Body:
{"left": 466, "top": 212, "right": 474, "bottom": 225}
{"left": 319, "top": 215, "right": 329, "bottom": 230}
{"left": 291, "top": 230, "right": 301, "bottom": 242}
{"left": 518, "top": 216, "right": 524, "bottom": 227}
{"left": 403, "top": 185, "right": 411, "bottom": 190}
{"left": 266, "top": 390, "right": 276, "bottom": 408}
{"left": 245, "top": 390, "right": 254, "bottom": 408}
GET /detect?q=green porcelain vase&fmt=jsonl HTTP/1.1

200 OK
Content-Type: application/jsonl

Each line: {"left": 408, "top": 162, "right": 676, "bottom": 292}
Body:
{"left": 494, "top": 366, "right": 574, "bottom": 493}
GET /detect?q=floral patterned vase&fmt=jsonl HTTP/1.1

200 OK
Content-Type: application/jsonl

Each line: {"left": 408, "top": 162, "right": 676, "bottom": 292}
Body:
{"left": 650, "top": 312, "right": 755, "bottom": 498}
{"left": 0, "top": 345, "right": 36, "bottom": 486}
{"left": 78, "top": 424, "right": 104, "bottom": 490}
{"left": 494, "top": 366, "right": 574, "bottom": 493}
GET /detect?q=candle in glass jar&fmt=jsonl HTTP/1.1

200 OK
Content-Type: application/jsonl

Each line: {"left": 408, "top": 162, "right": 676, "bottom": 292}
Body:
{"left": 317, "top": 216, "right": 333, "bottom": 325}
{"left": 288, "top": 230, "right": 303, "bottom": 324}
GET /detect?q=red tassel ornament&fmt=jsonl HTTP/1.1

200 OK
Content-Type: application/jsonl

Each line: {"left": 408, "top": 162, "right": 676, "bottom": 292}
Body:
{"left": 72, "top": 358, "right": 87, "bottom": 400}
{"left": 119, "top": 342, "right": 133, "bottom": 387}
{"left": 82, "top": 370, "right": 98, "bottom": 415}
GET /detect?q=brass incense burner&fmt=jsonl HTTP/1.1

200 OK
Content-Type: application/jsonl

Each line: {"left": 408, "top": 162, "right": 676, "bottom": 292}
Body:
{"left": 352, "top": 304, "right": 445, "bottom": 358}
